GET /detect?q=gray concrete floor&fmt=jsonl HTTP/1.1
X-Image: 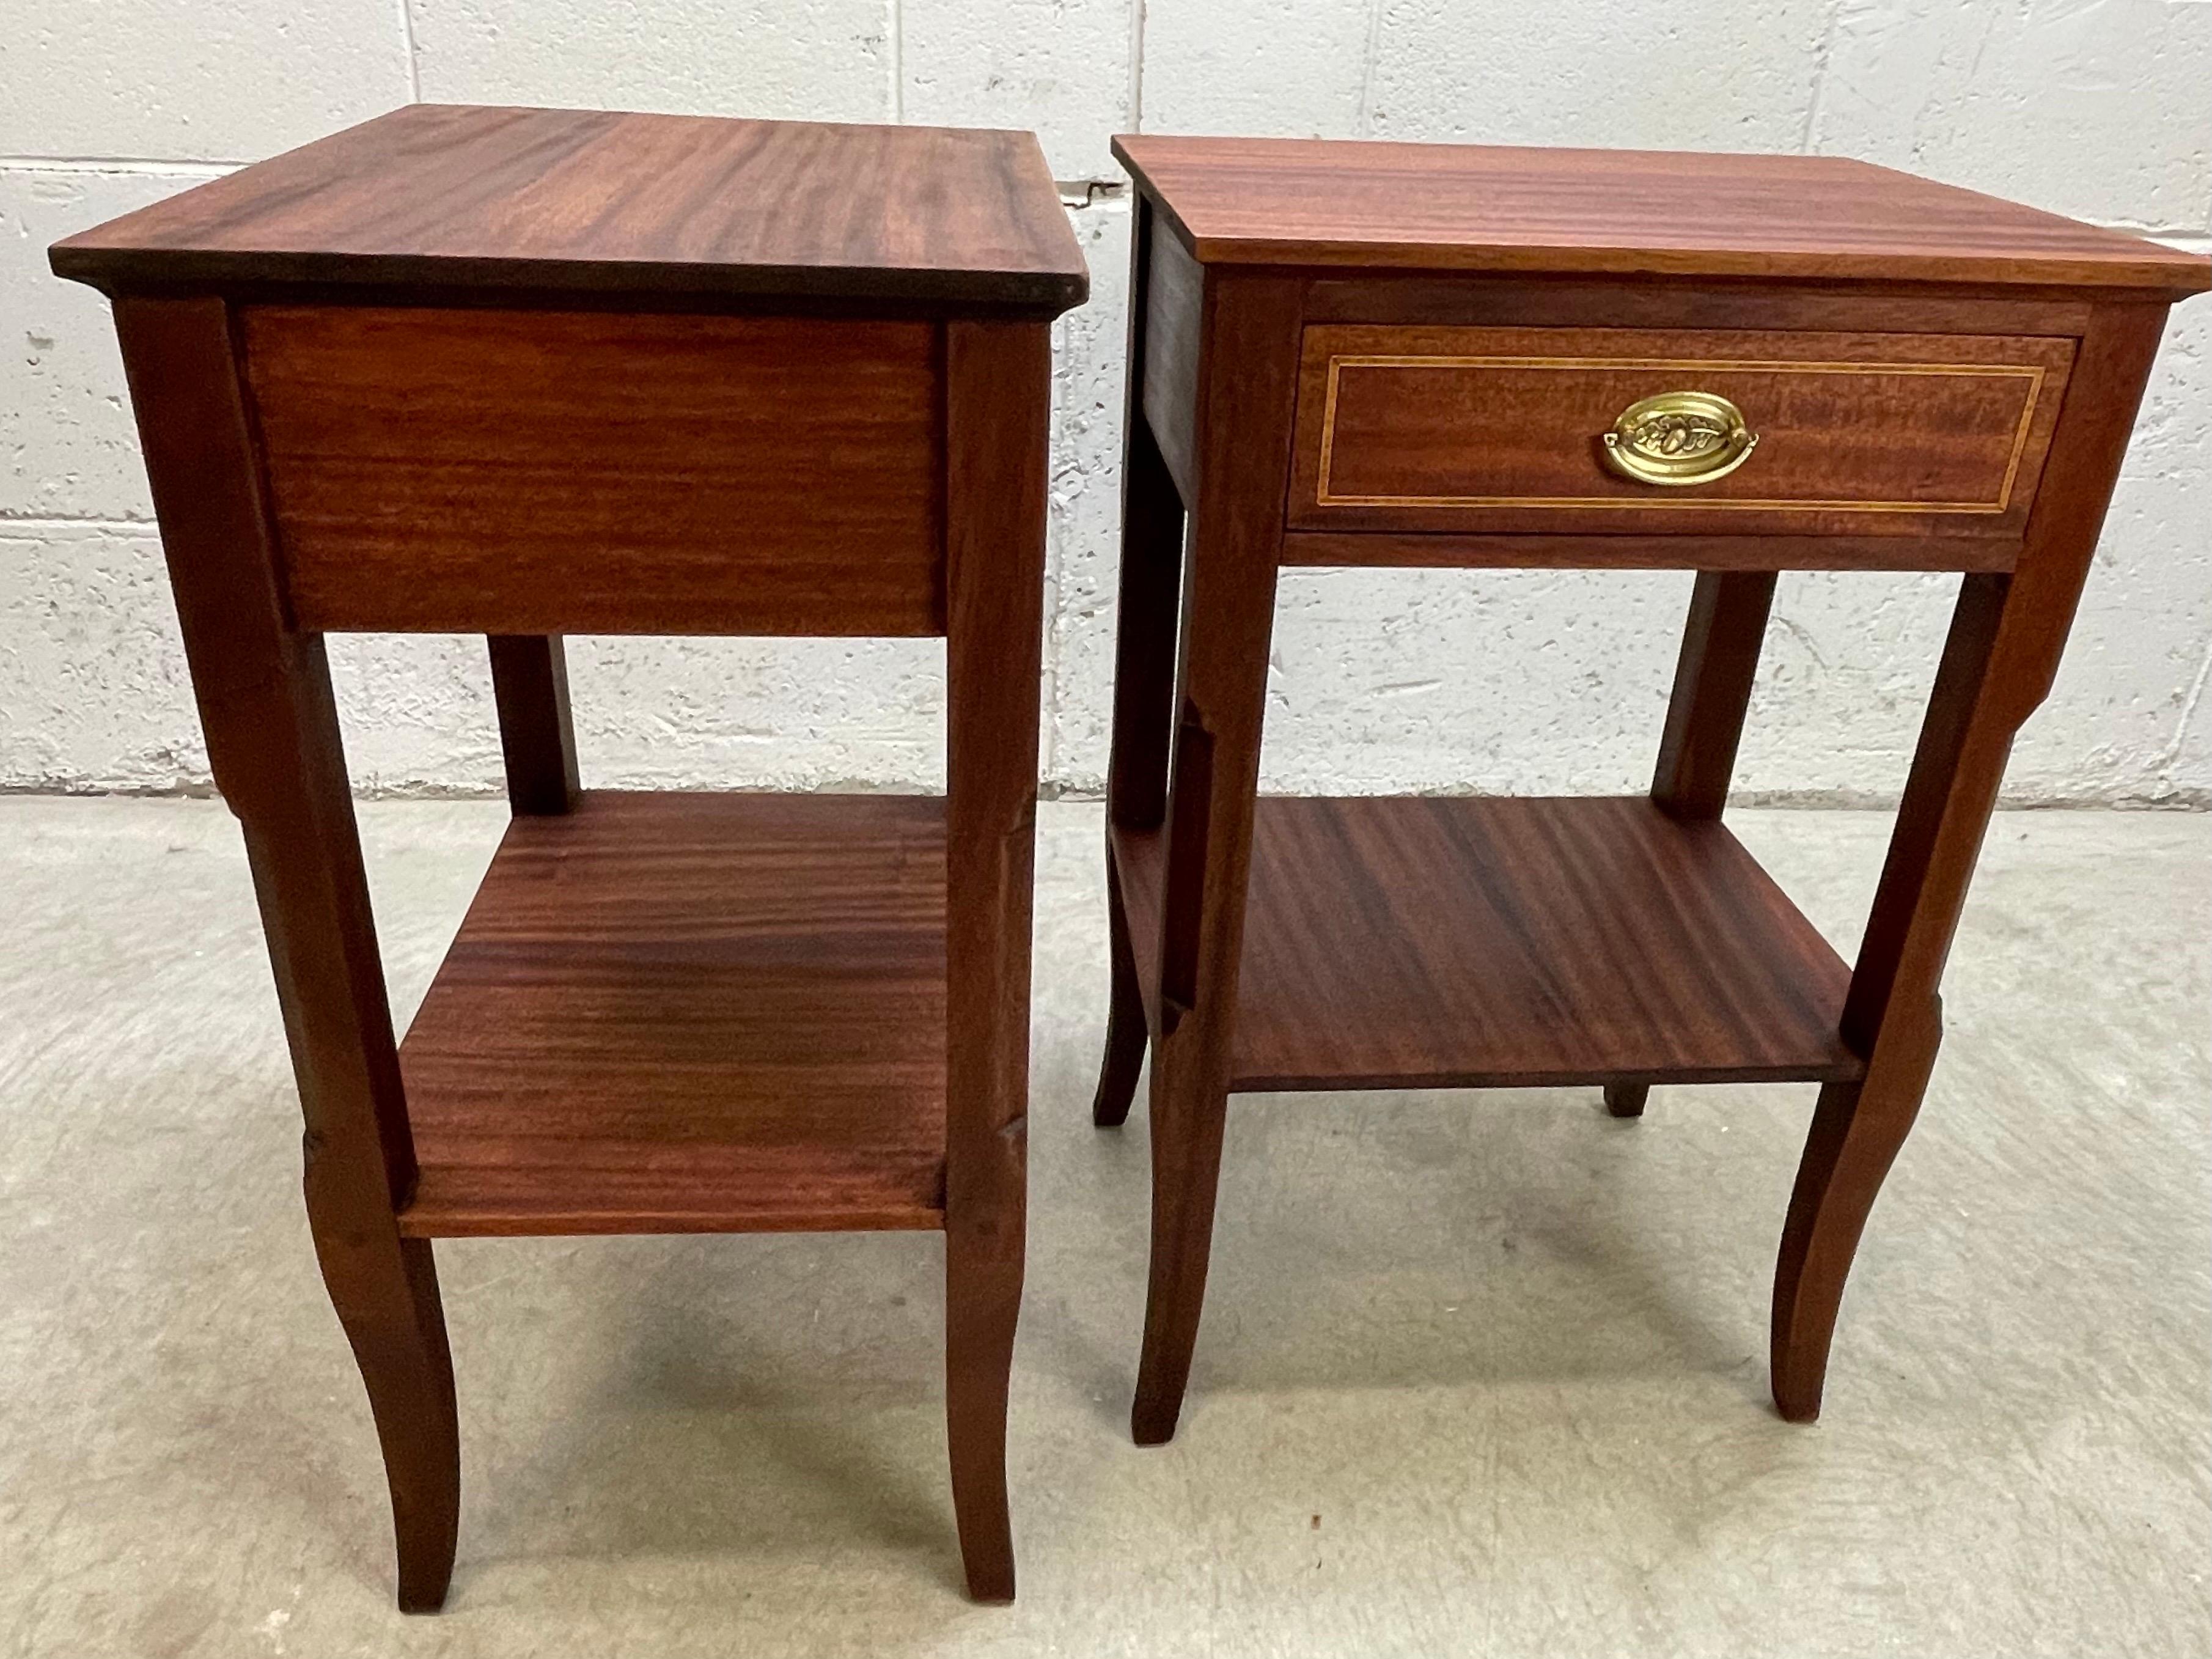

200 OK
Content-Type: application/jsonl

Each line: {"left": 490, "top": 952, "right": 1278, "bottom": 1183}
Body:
{"left": 1, "top": 798, "right": 2205, "bottom": 1658}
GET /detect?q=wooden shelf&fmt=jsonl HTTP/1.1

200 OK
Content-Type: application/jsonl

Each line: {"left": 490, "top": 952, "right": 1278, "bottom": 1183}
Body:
{"left": 395, "top": 792, "right": 948, "bottom": 1238}
{"left": 1114, "top": 795, "right": 1863, "bottom": 1093}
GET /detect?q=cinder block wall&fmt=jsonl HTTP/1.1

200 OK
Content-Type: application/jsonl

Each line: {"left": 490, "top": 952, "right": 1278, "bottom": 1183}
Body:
{"left": 4, "top": 1, "right": 2206, "bottom": 802}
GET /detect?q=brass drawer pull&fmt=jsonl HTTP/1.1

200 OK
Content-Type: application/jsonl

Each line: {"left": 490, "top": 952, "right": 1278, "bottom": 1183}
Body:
{"left": 1601, "top": 390, "right": 1759, "bottom": 486}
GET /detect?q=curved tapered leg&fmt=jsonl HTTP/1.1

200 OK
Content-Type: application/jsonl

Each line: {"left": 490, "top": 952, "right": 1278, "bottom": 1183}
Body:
{"left": 310, "top": 1220, "right": 462, "bottom": 1610}
{"left": 1603, "top": 1083, "right": 1650, "bottom": 1119}
{"left": 1123, "top": 274, "right": 1303, "bottom": 1449}
{"left": 1771, "top": 1006, "right": 1941, "bottom": 1422}
{"left": 1767, "top": 308, "right": 2167, "bottom": 1422}
{"left": 109, "top": 298, "right": 468, "bottom": 1612}
{"left": 945, "top": 1230, "right": 1022, "bottom": 1601}
{"left": 1093, "top": 856, "right": 1147, "bottom": 1128}
{"left": 1130, "top": 1059, "right": 1231, "bottom": 1446}
{"left": 940, "top": 319, "right": 1045, "bottom": 1603}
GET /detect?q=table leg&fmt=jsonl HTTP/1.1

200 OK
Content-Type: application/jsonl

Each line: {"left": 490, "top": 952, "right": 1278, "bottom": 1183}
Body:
{"left": 1096, "top": 199, "right": 1187, "bottom": 1129}
{"left": 1093, "top": 855, "right": 1149, "bottom": 1127}
{"left": 114, "top": 296, "right": 460, "bottom": 1609}
{"left": 1130, "top": 275, "right": 1304, "bottom": 1447}
{"left": 487, "top": 635, "right": 579, "bottom": 814}
{"left": 1771, "top": 303, "right": 2168, "bottom": 1422}
{"left": 1653, "top": 570, "right": 1777, "bottom": 820}
{"left": 1095, "top": 420, "right": 1185, "bottom": 1128}
{"left": 942, "top": 318, "right": 1048, "bottom": 1600}
{"left": 1608, "top": 568, "right": 1779, "bottom": 1124}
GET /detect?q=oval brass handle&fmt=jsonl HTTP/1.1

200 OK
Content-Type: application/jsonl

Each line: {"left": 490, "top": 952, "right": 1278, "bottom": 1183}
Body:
{"left": 1601, "top": 390, "right": 1759, "bottom": 486}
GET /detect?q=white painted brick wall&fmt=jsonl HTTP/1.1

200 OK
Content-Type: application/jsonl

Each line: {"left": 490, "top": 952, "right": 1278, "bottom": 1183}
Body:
{"left": 4, "top": 0, "right": 2207, "bottom": 803}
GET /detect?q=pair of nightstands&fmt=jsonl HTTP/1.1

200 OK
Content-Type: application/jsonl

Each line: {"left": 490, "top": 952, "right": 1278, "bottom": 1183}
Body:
{"left": 54, "top": 104, "right": 2207, "bottom": 1608}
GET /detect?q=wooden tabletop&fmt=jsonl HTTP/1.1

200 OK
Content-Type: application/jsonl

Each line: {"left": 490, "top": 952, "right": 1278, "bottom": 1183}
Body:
{"left": 53, "top": 103, "right": 1089, "bottom": 315}
{"left": 1113, "top": 134, "right": 2210, "bottom": 295}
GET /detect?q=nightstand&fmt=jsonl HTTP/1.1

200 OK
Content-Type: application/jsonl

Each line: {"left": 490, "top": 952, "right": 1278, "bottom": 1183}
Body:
{"left": 1090, "top": 134, "right": 2206, "bottom": 1446}
{"left": 53, "top": 102, "right": 1086, "bottom": 1607}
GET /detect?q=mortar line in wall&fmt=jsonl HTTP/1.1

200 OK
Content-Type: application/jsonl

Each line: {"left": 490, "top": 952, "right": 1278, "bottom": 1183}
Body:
{"left": 1354, "top": 0, "right": 1386, "bottom": 136}
{"left": 0, "top": 156, "right": 240, "bottom": 175}
{"left": 1798, "top": 0, "right": 1844, "bottom": 153}
{"left": 1036, "top": 312, "right": 1070, "bottom": 789}
{"left": 396, "top": 0, "right": 424, "bottom": 101}
{"left": 889, "top": 0, "right": 903, "bottom": 122}
{"left": 3, "top": 781, "right": 2199, "bottom": 808}
{"left": 2155, "top": 633, "right": 2212, "bottom": 778}
{"left": 1128, "top": 0, "right": 1145, "bottom": 130}
{"left": 0, "top": 515, "right": 158, "bottom": 531}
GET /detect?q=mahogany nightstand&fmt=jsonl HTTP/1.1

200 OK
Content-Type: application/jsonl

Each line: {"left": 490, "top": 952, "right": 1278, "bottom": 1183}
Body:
{"left": 1090, "top": 135, "right": 2207, "bottom": 1447}
{"left": 53, "top": 103, "right": 1086, "bottom": 1608}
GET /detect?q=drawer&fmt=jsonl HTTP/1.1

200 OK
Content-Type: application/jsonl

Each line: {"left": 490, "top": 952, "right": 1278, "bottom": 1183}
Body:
{"left": 244, "top": 306, "right": 943, "bottom": 635}
{"left": 1288, "top": 326, "right": 2074, "bottom": 540}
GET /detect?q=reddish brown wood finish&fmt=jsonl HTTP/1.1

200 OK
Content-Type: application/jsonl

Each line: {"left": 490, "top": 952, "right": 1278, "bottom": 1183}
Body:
{"left": 1110, "top": 797, "right": 1859, "bottom": 1092}
{"left": 1112, "top": 134, "right": 2212, "bottom": 295}
{"left": 67, "top": 106, "right": 1076, "bottom": 1608}
{"left": 1095, "top": 194, "right": 1185, "bottom": 1130}
{"left": 110, "top": 295, "right": 459, "bottom": 1612}
{"left": 1771, "top": 302, "right": 2172, "bottom": 1422}
{"left": 54, "top": 104, "right": 1087, "bottom": 315}
{"left": 1605, "top": 569, "right": 1780, "bottom": 1120}
{"left": 396, "top": 792, "right": 948, "bottom": 1236}
{"left": 1094, "top": 134, "right": 2196, "bottom": 1444}
{"left": 1278, "top": 530, "right": 2019, "bottom": 573}
{"left": 939, "top": 318, "right": 1050, "bottom": 1603}
{"left": 1128, "top": 270, "right": 1304, "bottom": 1447}
{"left": 1139, "top": 227, "right": 1206, "bottom": 501}
{"left": 1290, "top": 326, "right": 2072, "bottom": 540}
{"left": 486, "top": 636, "right": 579, "bottom": 815}
{"left": 245, "top": 306, "right": 944, "bottom": 636}
{"left": 1652, "top": 572, "right": 1779, "bottom": 822}
{"left": 1299, "top": 278, "right": 2111, "bottom": 335}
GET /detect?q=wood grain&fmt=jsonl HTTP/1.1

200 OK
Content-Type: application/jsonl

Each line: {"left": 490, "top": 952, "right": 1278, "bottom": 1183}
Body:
{"left": 1277, "top": 531, "right": 2018, "bottom": 573}
{"left": 1112, "top": 135, "right": 2211, "bottom": 295}
{"left": 244, "top": 306, "right": 943, "bottom": 636}
{"left": 1128, "top": 273, "right": 1307, "bottom": 1446}
{"left": 1103, "top": 134, "right": 2198, "bottom": 1450}
{"left": 939, "top": 319, "right": 1050, "bottom": 1604}
{"left": 1290, "top": 326, "right": 2073, "bottom": 539}
{"left": 1140, "top": 227, "right": 1206, "bottom": 503}
{"left": 1301, "top": 278, "right": 2103, "bottom": 337}
{"left": 1096, "top": 194, "right": 1184, "bottom": 1130}
{"left": 54, "top": 104, "right": 1088, "bottom": 315}
{"left": 1114, "top": 796, "right": 1860, "bottom": 1094}
{"left": 1772, "top": 303, "right": 2173, "bottom": 1422}
{"left": 487, "top": 636, "right": 579, "bottom": 815}
{"left": 1651, "top": 572, "right": 1779, "bottom": 820}
{"left": 111, "top": 296, "right": 460, "bottom": 1613}
{"left": 78, "top": 106, "right": 1071, "bottom": 1605}
{"left": 1106, "top": 197, "right": 1191, "bottom": 835}
{"left": 397, "top": 792, "right": 950, "bottom": 1237}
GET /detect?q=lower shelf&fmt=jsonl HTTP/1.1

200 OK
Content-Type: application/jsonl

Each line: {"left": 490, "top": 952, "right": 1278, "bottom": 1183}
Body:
{"left": 1114, "top": 795, "right": 1864, "bottom": 1093}
{"left": 395, "top": 791, "right": 948, "bottom": 1238}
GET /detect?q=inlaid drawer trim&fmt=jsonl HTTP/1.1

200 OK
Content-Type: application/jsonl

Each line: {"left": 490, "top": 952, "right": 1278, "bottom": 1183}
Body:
{"left": 1289, "top": 326, "right": 2076, "bottom": 540}
{"left": 1315, "top": 354, "right": 2049, "bottom": 513}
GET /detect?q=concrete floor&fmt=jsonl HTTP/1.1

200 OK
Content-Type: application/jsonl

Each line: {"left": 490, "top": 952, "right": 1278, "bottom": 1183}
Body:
{"left": 0, "top": 797, "right": 2205, "bottom": 1658}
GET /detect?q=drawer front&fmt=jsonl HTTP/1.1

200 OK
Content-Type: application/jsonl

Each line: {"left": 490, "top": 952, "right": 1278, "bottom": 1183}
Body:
{"left": 1290, "top": 326, "right": 2074, "bottom": 539}
{"left": 244, "top": 306, "right": 942, "bottom": 635}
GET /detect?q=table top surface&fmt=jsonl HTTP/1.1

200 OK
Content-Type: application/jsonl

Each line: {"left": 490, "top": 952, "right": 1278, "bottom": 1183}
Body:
{"left": 52, "top": 103, "right": 1089, "bottom": 315}
{"left": 1113, "top": 134, "right": 2210, "bottom": 295}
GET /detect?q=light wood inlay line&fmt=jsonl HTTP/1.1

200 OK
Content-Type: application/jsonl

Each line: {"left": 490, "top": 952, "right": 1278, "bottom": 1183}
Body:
{"left": 1314, "top": 355, "right": 2050, "bottom": 513}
